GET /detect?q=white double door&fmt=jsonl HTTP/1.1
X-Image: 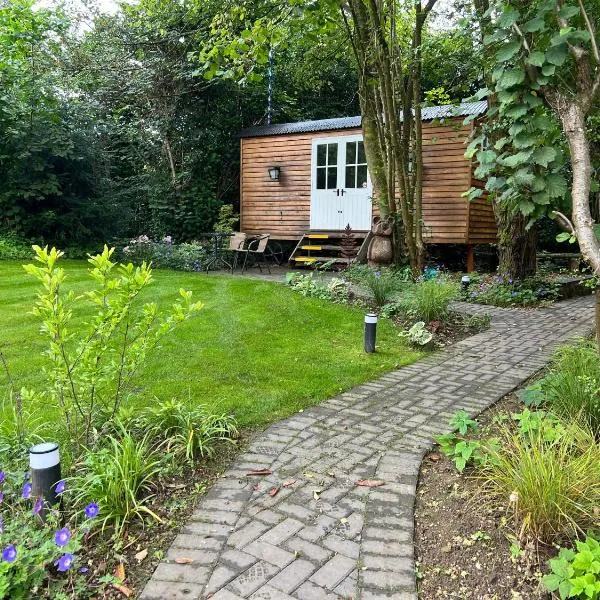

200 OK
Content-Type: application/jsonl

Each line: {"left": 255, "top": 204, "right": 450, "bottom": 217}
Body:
{"left": 310, "top": 134, "right": 372, "bottom": 231}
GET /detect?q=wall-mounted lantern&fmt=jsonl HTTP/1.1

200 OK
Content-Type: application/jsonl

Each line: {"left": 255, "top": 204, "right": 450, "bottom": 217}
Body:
{"left": 268, "top": 166, "right": 281, "bottom": 182}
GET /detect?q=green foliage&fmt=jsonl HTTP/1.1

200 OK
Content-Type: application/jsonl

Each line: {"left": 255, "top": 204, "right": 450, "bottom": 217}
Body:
{"left": 70, "top": 426, "right": 163, "bottom": 535}
{"left": 0, "top": 472, "right": 99, "bottom": 599}
{"left": 450, "top": 409, "right": 479, "bottom": 435}
{"left": 286, "top": 272, "right": 350, "bottom": 303}
{"left": 364, "top": 270, "right": 399, "bottom": 308}
{"left": 214, "top": 205, "right": 239, "bottom": 234}
{"left": 123, "top": 236, "right": 209, "bottom": 272}
{"left": 0, "top": 234, "right": 31, "bottom": 260}
{"left": 400, "top": 321, "right": 433, "bottom": 346}
{"left": 466, "top": 274, "right": 561, "bottom": 306}
{"left": 139, "top": 399, "right": 238, "bottom": 462}
{"left": 544, "top": 535, "right": 600, "bottom": 599}
{"left": 542, "top": 340, "right": 600, "bottom": 435}
{"left": 397, "top": 278, "right": 459, "bottom": 322}
{"left": 480, "top": 420, "right": 600, "bottom": 543}
{"left": 22, "top": 245, "right": 203, "bottom": 447}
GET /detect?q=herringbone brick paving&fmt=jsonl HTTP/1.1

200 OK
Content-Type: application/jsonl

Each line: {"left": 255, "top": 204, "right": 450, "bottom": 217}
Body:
{"left": 141, "top": 296, "right": 595, "bottom": 600}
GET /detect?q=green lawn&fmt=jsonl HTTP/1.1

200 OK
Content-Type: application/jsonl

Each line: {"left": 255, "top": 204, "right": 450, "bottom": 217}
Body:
{"left": 0, "top": 260, "right": 423, "bottom": 429}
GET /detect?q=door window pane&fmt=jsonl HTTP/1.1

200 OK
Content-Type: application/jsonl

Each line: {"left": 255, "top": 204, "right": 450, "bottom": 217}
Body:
{"left": 317, "top": 167, "right": 326, "bottom": 189}
{"left": 346, "top": 142, "right": 356, "bottom": 165}
{"left": 357, "top": 165, "right": 368, "bottom": 188}
{"left": 357, "top": 141, "right": 366, "bottom": 164}
{"left": 327, "top": 166, "right": 337, "bottom": 189}
{"left": 345, "top": 166, "right": 356, "bottom": 189}
{"left": 327, "top": 143, "right": 338, "bottom": 164}
{"left": 317, "top": 145, "right": 327, "bottom": 167}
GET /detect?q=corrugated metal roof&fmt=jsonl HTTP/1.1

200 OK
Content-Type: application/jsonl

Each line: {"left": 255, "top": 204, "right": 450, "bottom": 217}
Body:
{"left": 239, "top": 101, "right": 487, "bottom": 138}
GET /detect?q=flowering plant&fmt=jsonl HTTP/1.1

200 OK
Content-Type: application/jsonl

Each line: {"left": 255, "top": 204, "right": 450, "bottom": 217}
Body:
{"left": 0, "top": 470, "right": 100, "bottom": 598}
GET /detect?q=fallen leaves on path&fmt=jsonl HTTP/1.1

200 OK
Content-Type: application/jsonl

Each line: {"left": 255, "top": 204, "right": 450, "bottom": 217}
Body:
{"left": 355, "top": 479, "right": 385, "bottom": 487}
{"left": 246, "top": 469, "right": 272, "bottom": 476}
{"left": 282, "top": 478, "right": 296, "bottom": 487}
{"left": 134, "top": 549, "right": 148, "bottom": 564}
{"left": 269, "top": 487, "right": 279, "bottom": 497}
{"left": 175, "top": 557, "right": 194, "bottom": 564}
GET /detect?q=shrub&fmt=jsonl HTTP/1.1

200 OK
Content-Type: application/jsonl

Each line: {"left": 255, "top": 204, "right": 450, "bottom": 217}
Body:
{"left": 0, "top": 469, "right": 101, "bottom": 599}
{"left": 214, "top": 205, "right": 239, "bottom": 233}
{"left": 0, "top": 233, "right": 31, "bottom": 260}
{"left": 480, "top": 420, "right": 600, "bottom": 543}
{"left": 23, "top": 245, "right": 203, "bottom": 448}
{"left": 466, "top": 275, "right": 560, "bottom": 306}
{"left": 140, "top": 399, "right": 238, "bottom": 462}
{"left": 364, "top": 270, "right": 399, "bottom": 307}
{"left": 397, "top": 278, "right": 459, "bottom": 322}
{"left": 286, "top": 272, "right": 350, "bottom": 303}
{"left": 543, "top": 534, "right": 600, "bottom": 599}
{"left": 123, "top": 235, "right": 209, "bottom": 271}
{"left": 400, "top": 321, "right": 433, "bottom": 346}
{"left": 70, "top": 426, "right": 163, "bottom": 535}
{"left": 542, "top": 340, "right": 600, "bottom": 436}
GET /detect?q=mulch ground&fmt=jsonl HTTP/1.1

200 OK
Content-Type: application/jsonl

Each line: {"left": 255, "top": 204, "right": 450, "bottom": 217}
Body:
{"left": 414, "top": 393, "right": 554, "bottom": 600}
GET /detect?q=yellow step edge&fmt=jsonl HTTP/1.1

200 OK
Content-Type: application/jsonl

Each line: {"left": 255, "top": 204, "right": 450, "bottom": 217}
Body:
{"left": 307, "top": 234, "right": 329, "bottom": 239}
{"left": 301, "top": 245, "right": 322, "bottom": 251}
{"left": 294, "top": 257, "right": 318, "bottom": 263}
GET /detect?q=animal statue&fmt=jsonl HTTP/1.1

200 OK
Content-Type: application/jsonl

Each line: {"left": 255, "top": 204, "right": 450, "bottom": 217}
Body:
{"left": 367, "top": 216, "right": 394, "bottom": 266}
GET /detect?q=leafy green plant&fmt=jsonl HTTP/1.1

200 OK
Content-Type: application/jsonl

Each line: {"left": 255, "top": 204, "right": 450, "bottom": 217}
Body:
{"left": 398, "top": 278, "right": 458, "bottom": 322}
{"left": 70, "top": 426, "right": 164, "bottom": 535}
{"left": 466, "top": 275, "right": 561, "bottom": 307}
{"left": 542, "top": 341, "right": 600, "bottom": 436}
{"left": 436, "top": 434, "right": 489, "bottom": 472}
{"left": 512, "top": 408, "right": 565, "bottom": 443}
{"left": 364, "top": 270, "right": 399, "bottom": 307}
{"left": 23, "top": 245, "right": 203, "bottom": 447}
{"left": 400, "top": 321, "right": 433, "bottom": 346}
{"left": 286, "top": 272, "right": 349, "bottom": 303}
{"left": 0, "top": 233, "right": 32, "bottom": 261}
{"left": 450, "top": 409, "right": 479, "bottom": 435}
{"left": 214, "top": 204, "right": 239, "bottom": 233}
{"left": 0, "top": 469, "right": 102, "bottom": 599}
{"left": 140, "top": 398, "right": 238, "bottom": 462}
{"left": 480, "top": 422, "right": 600, "bottom": 543}
{"left": 543, "top": 535, "right": 600, "bottom": 599}
{"left": 123, "top": 236, "right": 209, "bottom": 272}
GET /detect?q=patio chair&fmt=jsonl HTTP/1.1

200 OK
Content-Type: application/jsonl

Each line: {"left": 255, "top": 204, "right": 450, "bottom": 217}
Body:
{"left": 239, "top": 234, "right": 271, "bottom": 274}
{"left": 228, "top": 232, "right": 248, "bottom": 273}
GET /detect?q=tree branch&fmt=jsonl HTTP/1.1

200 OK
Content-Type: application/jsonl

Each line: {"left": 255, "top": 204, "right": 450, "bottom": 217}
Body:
{"left": 577, "top": 0, "right": 599, "bottom": 64}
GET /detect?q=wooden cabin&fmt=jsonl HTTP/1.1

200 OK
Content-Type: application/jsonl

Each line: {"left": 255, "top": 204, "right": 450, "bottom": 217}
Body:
{"left": 238, "top": 101, "right": 496, "bottom": 268}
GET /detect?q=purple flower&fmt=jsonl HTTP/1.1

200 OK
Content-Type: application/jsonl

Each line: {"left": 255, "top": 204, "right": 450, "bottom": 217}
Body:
{"left": 55, "top": 480, "right": 65, "bottom": 495}
{"left": 79, "top": 566, "right": 89, "bottom": 574}
{"left": 0, "top": 514, "right": 3, "bottom": 533}
{"left": 2, "top": 545, "right": 16, "bottom": 563}
{"left": 55, "top": 527, "right": 71, "bottom": 547}
{"left": 374, "top": 271, "right": 381, "bottom": 279}
{"left": 0, "top": 472, "right": 5, "bottom": 484}
{"left": 33, "top": 498, "right": 43, "bottom": 515}
{"left": 55, "top": 553, "right": 74, "bottom": 572}
{"left": 84, "top": 502, "right": 99, "bottom": 519}
{"left": 22, "top": 482, "right": 31, "bottom": 499}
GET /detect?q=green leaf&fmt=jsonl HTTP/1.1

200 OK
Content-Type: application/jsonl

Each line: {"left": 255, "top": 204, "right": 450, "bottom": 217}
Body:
{"left": 506, "top": 104, "right": 529, "bottom": 119}
{"left": 502, "top": 151, "right": 532, "bottom": 167}
{"left": 500, "top": 69, "right": 526, "bottom": 88}
{"left": 513, "top": 168, "right": 536, "bottom": 185}
{"left": 559, "top": 5, "right": 580, "bottom": 19}
{"left": 532, "top": 147, "right": 557, "bottom": 167}
{"left": 522, "top": 16, "right": 546, "bottom": 33}
{"left": 556, "top": 232, "right": 572, "bottom": 242}
{"left": 528, "top": 51, "right": 546, "bottom": 67}
{"left": 494, "top": 137, "right": 510, "bottom": 150}
{"left": 546, "top": 44, "right": 568, "bottom": 66}
{"left": 542, "top": 63, "right": 556, "bottom": 76}
{"left": 546, "top": 173, "right": 568, "bottom": 198}
{"left": 542, "top": 573, "right": 562, "bottom": 592}
{"left": 496, "top": 41, "right": 522, "bottom": 62}
{"left": 520, "top": 200, "right": 535, "bottom": 215}
{"left": 498, "top": 8, "right": 520, "bottom": 28}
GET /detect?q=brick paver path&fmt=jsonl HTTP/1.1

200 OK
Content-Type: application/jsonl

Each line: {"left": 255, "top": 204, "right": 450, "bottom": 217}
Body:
{"left": 141, "top": 296, "right": 595, "bottom": 600}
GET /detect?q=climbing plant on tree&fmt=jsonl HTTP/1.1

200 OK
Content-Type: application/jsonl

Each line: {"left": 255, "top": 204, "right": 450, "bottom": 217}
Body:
{"left": 467, "top": 0, "right": 600, "bottom": 342}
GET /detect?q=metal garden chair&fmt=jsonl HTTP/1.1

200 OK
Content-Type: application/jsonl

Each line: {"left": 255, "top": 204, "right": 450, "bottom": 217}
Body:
{"left": 237, "top": 234, "right": 271, "bottom": 274}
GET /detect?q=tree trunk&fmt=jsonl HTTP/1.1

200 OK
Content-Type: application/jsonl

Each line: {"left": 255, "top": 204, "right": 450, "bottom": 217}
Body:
{"left": 495, "top": 208, "right": 537, "bottom": 279}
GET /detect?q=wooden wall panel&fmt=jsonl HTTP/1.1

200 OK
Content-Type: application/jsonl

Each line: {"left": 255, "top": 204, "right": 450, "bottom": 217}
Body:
{"left": 240, "top": 119, "right": 487, "bottom": 244}
{"left": 467, "top": 157, "right": 497, "bottom": 244}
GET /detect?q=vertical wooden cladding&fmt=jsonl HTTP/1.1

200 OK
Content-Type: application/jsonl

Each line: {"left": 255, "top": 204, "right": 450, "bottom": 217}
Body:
{"left": 240, "top": 128, "right": 362, "bottom": 239}
{"left": 240, "top": 118, "right": 497, "bottom": 243}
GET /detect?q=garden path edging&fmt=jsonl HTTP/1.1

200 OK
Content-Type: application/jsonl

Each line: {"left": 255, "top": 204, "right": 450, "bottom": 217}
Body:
{"left": 141, "top": 295, "right": 595, "bottom": 600}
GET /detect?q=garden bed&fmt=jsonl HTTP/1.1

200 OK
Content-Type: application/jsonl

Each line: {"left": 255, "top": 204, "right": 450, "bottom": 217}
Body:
{"left": 414, "top": 393, "right": 551, "bottom": 599}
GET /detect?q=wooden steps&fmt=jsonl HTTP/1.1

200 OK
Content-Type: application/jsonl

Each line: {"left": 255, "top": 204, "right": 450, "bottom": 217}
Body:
{"left": 289, "top": 231, "right": 370, "bottom": 268}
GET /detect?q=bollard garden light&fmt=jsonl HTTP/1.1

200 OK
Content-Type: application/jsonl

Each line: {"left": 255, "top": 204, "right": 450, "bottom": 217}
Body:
{"left": 364, "top": 313, "right": 377, "bottom": 353}
{"left": 461, "top": 275, "right": 472, "bottom": 295}
{"left": 29, "top": 442, "right": 61, "bottom": 510}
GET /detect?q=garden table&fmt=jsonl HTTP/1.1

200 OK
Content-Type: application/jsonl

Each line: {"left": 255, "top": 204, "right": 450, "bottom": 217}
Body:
{"left": 201, "top": 232, "right": 234, "bottom": 272}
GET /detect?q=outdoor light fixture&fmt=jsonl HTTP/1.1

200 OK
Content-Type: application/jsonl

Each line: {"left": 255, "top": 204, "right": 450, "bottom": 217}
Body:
{"left": 268, "top": 166, "right": 281, "bottom": 181}
{"left": 364, "top": 313, "right": 378, "bottom": 353}
{"left": 30, "top": 442, "right": 61, "bottom": 509}
{"left": 461, "top": 275, "right": 472, "bottom": 294}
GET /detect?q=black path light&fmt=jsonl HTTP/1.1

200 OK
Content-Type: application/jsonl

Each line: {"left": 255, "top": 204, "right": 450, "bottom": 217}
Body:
{"left": 364, "top": 313, "right": 377, "bottom": 353}
{"left": 461, "top": 275, "right": 472, "bottom": 295}
{"left": 29, "top": 442, "right": 61, "bottom": 511}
